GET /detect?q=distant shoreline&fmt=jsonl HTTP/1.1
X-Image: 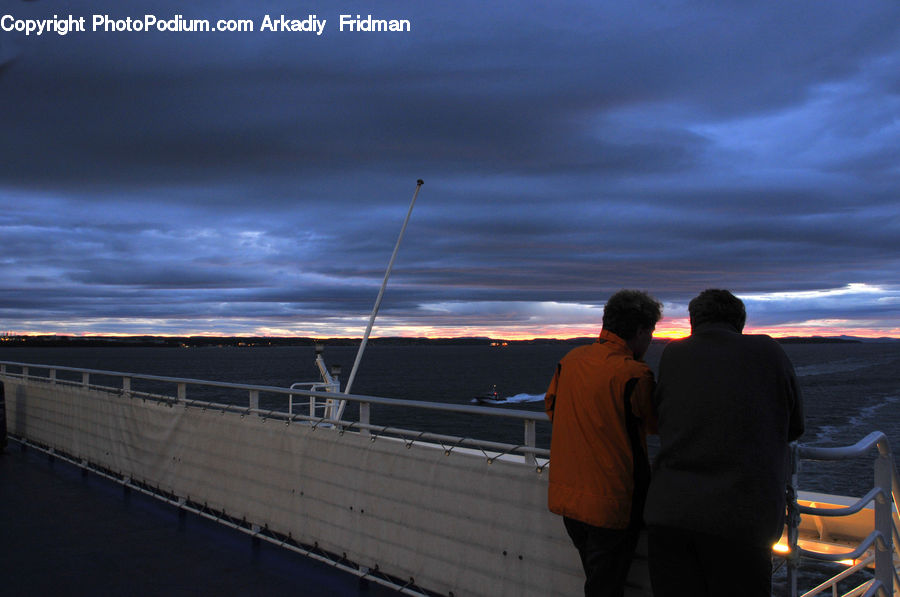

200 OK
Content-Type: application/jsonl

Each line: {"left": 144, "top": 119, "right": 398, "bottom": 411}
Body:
{"left": 1, "top": 335, "right": 893, "bottom": 348}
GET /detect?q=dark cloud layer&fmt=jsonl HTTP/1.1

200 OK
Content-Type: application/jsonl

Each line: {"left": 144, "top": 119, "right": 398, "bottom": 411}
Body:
{"left": 1, "top": 0, "right": 899, "bottom": 337}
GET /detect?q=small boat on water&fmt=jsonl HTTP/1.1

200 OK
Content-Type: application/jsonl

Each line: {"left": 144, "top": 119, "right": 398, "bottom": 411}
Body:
{"left": 474, "top": 384, "right": 503, "bottom": 404}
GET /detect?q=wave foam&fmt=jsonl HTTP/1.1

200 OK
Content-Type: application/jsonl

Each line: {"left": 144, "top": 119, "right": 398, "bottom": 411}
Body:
{"left": 470, "top": 393, "right": 544, "bottom": 405}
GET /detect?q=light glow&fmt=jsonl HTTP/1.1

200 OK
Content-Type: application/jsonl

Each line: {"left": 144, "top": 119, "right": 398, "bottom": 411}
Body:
{"left": 738, "top": 283, "right": 884, "bottom": 302}
{"left": 3, "top": 284, "right": 899, "bottom": 339}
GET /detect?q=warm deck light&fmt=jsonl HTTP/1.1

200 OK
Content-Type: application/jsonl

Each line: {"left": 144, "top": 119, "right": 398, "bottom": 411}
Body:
{"left": 773, "top": 539, "right": 863, "bottom": 568}
{"left": 772, "top": 543, "right": 790, "bottom": 554}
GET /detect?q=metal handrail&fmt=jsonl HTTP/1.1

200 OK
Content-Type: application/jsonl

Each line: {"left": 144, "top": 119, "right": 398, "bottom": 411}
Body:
{"left": 0, "top": 360, "right": 542, "bottom": 421}
{"left": 800, "top": 431, "right": 900, "bottom": 531}
{"left": 798, "top": 487, "right": 888, "bottom": 518}
{"left": 0, "top": 360, "right": 549, "bottom": 466}
{"left": 797, "top": 529, "right": 888, "bottom": 562}
{"left": 787, "top": 432, "right": 899, "bottom": 597}
{"left": 800, "top": 555, "right": 875, "bottom": 597}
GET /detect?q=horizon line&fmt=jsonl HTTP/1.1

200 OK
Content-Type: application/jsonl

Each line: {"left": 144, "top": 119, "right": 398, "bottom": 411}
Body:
{"left": 4, "top": 331, "right": 899, "bottom": 341}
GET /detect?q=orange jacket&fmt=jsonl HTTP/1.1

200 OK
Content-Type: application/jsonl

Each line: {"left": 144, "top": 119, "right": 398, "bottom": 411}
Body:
{"left": 545, "top": 330, "right": 657, "bottom": 529}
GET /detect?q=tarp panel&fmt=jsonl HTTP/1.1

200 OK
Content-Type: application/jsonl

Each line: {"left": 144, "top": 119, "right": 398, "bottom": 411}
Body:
{"left": 5, "top": 379, "right": 652, "bottom": 596}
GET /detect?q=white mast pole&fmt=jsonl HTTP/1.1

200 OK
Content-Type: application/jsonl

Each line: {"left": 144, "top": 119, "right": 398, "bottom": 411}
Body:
{"left": 342, "top": 179, "right": 424, "bottom": 397}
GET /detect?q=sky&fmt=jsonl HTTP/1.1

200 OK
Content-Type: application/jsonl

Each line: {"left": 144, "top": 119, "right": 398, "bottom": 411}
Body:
{"left": 1, "top": 0, "right": 898, "bottom": 339}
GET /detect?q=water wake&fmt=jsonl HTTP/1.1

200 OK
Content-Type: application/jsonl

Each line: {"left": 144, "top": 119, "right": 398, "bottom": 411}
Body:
{"left": 813, "top": 393, "right": 899, "bottom": 445}
{"left": 504, "top": 393, "right": 545, "bottom": 404}
{"left": 469, "top": 393, "right": 544, "bottom": 405}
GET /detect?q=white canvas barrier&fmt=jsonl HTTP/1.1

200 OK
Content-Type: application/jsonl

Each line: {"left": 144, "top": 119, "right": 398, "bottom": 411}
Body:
{"left": 4, "top": 377, "right": 653, "bottom": 596}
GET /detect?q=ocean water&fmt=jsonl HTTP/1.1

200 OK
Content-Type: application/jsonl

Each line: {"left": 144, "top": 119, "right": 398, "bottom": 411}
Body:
{"left": 2, "top": 341, "right": 898, "bottom": 499}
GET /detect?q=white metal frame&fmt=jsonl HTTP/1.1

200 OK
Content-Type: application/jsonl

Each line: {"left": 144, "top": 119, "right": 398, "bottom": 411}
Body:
{"left": 0, "top": 360, "right": 549, "bottom": 467}
{"left": 784, "top": 432, "right": 900, "bottom": 597}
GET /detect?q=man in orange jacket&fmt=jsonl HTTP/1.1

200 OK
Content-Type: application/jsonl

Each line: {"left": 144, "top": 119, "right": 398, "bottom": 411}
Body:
{"left": 546, "top": 289, "right": 662, "bottom": 597}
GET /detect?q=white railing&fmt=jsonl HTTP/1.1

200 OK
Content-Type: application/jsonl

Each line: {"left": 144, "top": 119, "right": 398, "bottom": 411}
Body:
{"left": 293, "top": 343, "right": 342, "bottom": 419}
{"left": 785, "top": 432, "right": 900, "bottom": 597}
{"left": 0, "top": 359, "right": 576, "bottom": 597}
{"left": 0, "top": 360, "right": 549, "bottom": 468}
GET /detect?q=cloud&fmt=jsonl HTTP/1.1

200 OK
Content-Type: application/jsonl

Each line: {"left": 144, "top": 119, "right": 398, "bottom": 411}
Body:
{"left": 1, "top": 1, "right": 899, "bottom": 337}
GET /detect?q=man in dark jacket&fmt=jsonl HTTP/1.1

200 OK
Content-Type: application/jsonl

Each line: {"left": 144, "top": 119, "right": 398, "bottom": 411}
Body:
{"left": 643, "top": 289, "right": 804, "bottom": 597}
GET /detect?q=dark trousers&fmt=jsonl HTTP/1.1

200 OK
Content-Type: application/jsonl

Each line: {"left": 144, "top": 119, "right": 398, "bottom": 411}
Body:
{"left": 647, "top": 525, "right": 772, "bottom": 597}
{"left": 564, "top": 517, "right": 640, "bottom": 597}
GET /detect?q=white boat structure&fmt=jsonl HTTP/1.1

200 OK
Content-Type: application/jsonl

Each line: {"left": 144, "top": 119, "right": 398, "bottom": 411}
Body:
{"left": 1, "top": 354, "right": 897, "bottom": 597}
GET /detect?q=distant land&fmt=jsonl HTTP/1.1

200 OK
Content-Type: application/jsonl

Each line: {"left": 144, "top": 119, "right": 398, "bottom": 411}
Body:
{"left": 0, "top": 334, "right": 896, "bottom": 348}
{"left": 1, "top": 335, "right": 577, "bottom": 348}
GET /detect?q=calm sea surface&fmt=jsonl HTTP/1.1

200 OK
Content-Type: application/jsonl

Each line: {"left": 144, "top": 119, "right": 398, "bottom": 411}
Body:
{"left": 2, "top": 341, "right": 898, "bottom": 499}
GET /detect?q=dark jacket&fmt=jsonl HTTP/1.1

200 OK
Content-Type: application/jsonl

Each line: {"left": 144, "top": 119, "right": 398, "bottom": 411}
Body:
{"left": 643, "top": 322, "right": 804, "bottom": 545}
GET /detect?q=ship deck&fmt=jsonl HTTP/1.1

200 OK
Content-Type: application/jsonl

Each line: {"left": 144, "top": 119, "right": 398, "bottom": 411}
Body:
{"left": 0, "top": 440, "right": 404, "bottom": 597}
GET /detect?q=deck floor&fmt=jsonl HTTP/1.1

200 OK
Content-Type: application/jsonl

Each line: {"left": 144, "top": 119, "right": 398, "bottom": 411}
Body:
{"left": 0, "top": 439, "right": 405, "bottom": 597}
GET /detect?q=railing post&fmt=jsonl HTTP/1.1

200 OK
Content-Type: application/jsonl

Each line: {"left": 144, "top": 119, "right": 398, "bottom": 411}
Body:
{"left": 0, "top": 363, "right": 5, "bottom": 374}
{"left": 786, "top": 443, "right": 801, "bottom": 597}
{"left": 23, "top": 366, "right": 29, "bottom": 380}
{"left": 360, "top": 402, "right": 371, "bottom": 438}
{"left": 873, "top": 452, "right": 894, "bottom": 595}
{"left": 249, "top": 390, "right": 259, "bottom": 412}
{"left": 81, "top": 372, "right": 89, "bottom": 387}
{"left": 122, "top": 377, "right": 131, "bottom": 397}
{"left": 177, "top": 383, "right": 186, "bottom": 402}
{"left": 49, "top": 369, "right": 56, "bottom": 384}
{"left": 524, "top": 419, "right": 536, "bottom": 466}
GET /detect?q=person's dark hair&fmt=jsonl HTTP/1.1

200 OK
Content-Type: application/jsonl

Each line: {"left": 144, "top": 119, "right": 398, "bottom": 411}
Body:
{"left": 602, "top": 290, "right": 663, "bottom": 340}
{"left": 688, "top": 289, "right": 746, "bottom": 332}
